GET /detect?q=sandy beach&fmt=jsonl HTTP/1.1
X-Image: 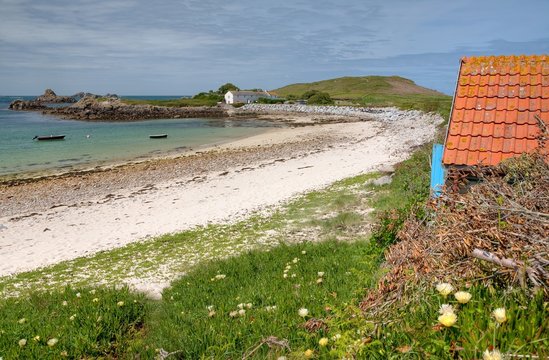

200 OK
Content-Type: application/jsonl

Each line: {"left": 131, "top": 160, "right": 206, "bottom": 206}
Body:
{"left": 0, "top": 109, "right": 443, "bottom": 277}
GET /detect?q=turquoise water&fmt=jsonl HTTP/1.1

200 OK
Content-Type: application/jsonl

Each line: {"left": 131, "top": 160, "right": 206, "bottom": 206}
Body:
{"left": 0, "top": 96, "right": 277, "bottom": 177}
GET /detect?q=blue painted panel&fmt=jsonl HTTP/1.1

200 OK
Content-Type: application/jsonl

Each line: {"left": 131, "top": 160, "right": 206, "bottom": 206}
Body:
{"left": 430, "top": 144, "right": 446, "bottom": 197}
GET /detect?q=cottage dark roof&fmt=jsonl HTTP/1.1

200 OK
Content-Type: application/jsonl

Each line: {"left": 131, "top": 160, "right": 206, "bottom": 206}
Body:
{"left": 228, "top": 90, "right": 269, "bottom": 96}
{"left": 443, "top": 55, "right": 549, "bottom": 166}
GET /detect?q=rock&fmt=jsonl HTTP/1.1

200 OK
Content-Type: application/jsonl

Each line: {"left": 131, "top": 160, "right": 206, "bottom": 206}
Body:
{"left": 35, "top": 89, "right": 76, "bottom": 103}
{"left": 8, "top": 99, "right": 47, "bottom": 110}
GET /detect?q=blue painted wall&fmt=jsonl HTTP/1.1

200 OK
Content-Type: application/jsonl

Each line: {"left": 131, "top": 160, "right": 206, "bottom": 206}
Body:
{"left": 430, "top": 144, "right": 446, "bottom": 197}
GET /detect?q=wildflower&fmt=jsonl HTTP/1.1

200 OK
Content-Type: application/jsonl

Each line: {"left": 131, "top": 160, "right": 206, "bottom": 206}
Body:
{"left": 96, "top": 316, "right": 102, "bottom": 322}
{"left": 292, "top": 258, "right": 299, "bottom": 264}
{"left": 89, "top": 289, "right": 96, "bottom": 295}
{"left": 207, "top": 305, "right": 214, "bottom": 311}
{"left": 493, "top": 308, "right": 507, "bottom": 324}
{"left": 215, "top": 274, "right": 226, "bottom": 280}
{"left": 331, "top": 333, "right": 341, "bottom": 341}
{"left": 438, "top": 312, "right": 457, "bottom": 327}
{"left": 75, "top": 293, "right": 81, "bottom": 298}
{"left": 246, "top": 303, "right": 252, "bottom": 309}
{"left": 237, "top": 303, "right": 244, "bottom": 309}
{"left": 483, "top": 349, "right": 502, "bottom": 360}
{"left": 283, "top": 273, "right": 288, "bottom": 278}
{"left": 439, "top": 304, "right": 455, "bottom": 315}
{"left": 316, "top": 278, "right": 323, "bottom": 284}
{"left": 302, "top": 250, "right": 307, "bottom": 254}
{"left": 291, "top": 273, "right": 297, "bottom": 278}
{"left": 229, "top": 311, "right": 238, "bottom": 318}
{"left": 304, "top": 349, "right": 314, "bottom": 358}
{"left": 317, "top": 272, "right": 325, "bottom": 277}
{"left": 18, "top": 338, "right": 27, "bottom": 347}
{"left": 436, "top": 283, "right": 454, "bottom": 297}
{"left": 277, "top": 357, "right": 287, "bottom": 360}
{"left": 18, "top": 318, "right": 26, "bottom": 324}
{"left": 298, "top": 308, "right": 309, "bottom": 317}
{"left": 319, "top": 337, "right": 329, "bottom": 346}
{"left": 285, "top": 265, "right": 292, "bottom": 270}
{"left": 69, "top": 314, "right": 76, "bottom": 321}
{"left": 47, "top": 338, "right": 59, "bottom": 347}
{"left": 454, "top": 291, "right": 472, "bottom": 304}
{"left": 33, "top": 335, "right": 40, "bottom": 341}
{"left": 238, "top": 309, "right": 246, "bottom": 316}
{"left": 208, "top": 310, "right": 216, "bottom": 317}
{"left": 62, "top": 301, "right": 68, "bottom": 306}
{"left": 117, "top": 301, "right": 125, "bottom": 307}
{"left": 265, "top": 305, "right": 277, "bottom": 312}
{"left": 60, "top": 351, "right": 68, "bottom": 357}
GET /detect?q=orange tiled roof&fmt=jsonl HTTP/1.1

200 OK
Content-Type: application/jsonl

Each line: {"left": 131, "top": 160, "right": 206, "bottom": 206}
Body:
{"left": 443, "top": 55, "right": 549, "bottom": 166}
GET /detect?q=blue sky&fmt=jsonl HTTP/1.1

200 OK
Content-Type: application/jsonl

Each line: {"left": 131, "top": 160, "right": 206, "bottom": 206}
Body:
{"left": 1, "top": 0, "right": 548, "bottom": 95}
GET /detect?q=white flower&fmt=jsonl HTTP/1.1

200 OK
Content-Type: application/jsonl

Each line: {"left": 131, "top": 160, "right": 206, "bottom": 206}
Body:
{"left": 292, "top": 258, "right": 299, "bottom": 264}
{"left": 208, "top": 310, "right": 216, "bottom": 318}
{"left": 298, "top": 308, "right": 309, "bottom": 317}
{"left": 454, "top": 291, "right": 472, "bottom": 304}
{"left": 265, "top": 305, "right": 277, "bottom": 312}
{"left": 229, "top": 311, "right": 238, "bottom": 318}
{"left": 285, "top": 265, "right": 292, "bottom": 270}
{"left": 18, "top": 318, "right": 26, "bottom": 324}
{"left": 238, "top": 309, "right": 246, "bottom": 316}
{"left": 92, "top": 298, "right": 99, "bottom": 303}
{"left": 331, "top": 333, "right": 341, "bottom": 341}
{"left": 483, "top": 349, "right": 502, "bottom": 360}
{"left": 283, "top": 273, "right": 288, "bottom": 278}
{"left": 277, "top": 357, "right": 287, "bottom": 360}
{"left": 439, "top": 304, "right": 455, "bottom": 315}
{"left": 436, "top": 283, "right": 454, "bottom": 297}
{"left": 215, "top": 274, "right": 226, "bottom": 280}
{"left": 246, "top": 303, "right": 252, "bottom": 309}
{"left": 207, "top": 305, "right": 214, "bottom": 311}
{"left": 317, "top": 272, "right": 325, "bottom": 277}
{"left": 493, "top": 308, "right": 507, "bottom": 324}
{"left": 237, "top": 303, "right": 244, "bottom": 309}
{"left": 18, "top": 338, "right": 27, "bottom": 347}
{"left": 301, "top": 250, "right": 307, "bottom": 254}
{"left": 316, "top": 278, "right": 323, "bottom": 284}
{"left": 62, "top": 301, "right": 68, "bottom": 306}
{"left": 69, "top": 314, "right": 76, "bottom": 321}
{"left": 117, "top": 301, "right": 124, "bottom": 307}
{"left": 75, "top": 293, "right": 81, "bottom": 298}
{"left": 291, "top": 273, "right": 297, "bottom": 278}
{"left": 89, "top": 289, "right": 96, "bottom": 295}
{"left": 33, "top": 335, "right": 40, "bottom": 341}
{"left": 438, "top": 312, "right": 457, "bottom": 327}
{"left": 47, "top": 338, "right": 59, "bottom": 347}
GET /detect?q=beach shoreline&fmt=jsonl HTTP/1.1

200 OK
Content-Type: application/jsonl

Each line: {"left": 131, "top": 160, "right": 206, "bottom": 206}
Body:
{"left": 0, "top": 109, "right": 443, "bottom": 278}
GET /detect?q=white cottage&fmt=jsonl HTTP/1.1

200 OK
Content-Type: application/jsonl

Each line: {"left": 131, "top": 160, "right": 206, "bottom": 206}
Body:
{"left": 224, "top": 90, "right": 272, "bottom": 104}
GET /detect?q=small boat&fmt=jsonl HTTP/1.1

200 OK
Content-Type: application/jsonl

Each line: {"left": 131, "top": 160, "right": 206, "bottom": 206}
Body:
{"left": 33, "top": 135, "right": 66, "bottom": 141}
{"left": 149, "top": 134, "right": 168, "bottom": 139}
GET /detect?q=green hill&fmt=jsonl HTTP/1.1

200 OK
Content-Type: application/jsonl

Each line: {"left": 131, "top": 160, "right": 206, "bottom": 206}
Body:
{"left": 272, "top": 76, "right": 452, "bottom": 118}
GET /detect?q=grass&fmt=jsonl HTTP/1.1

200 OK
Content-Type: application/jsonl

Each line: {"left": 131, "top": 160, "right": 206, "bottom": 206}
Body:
{"left": 0, "top": 287, "right": 146, "bottom": 358}
{"left": 140, "top": 240, "right": 384, "bottom": 358}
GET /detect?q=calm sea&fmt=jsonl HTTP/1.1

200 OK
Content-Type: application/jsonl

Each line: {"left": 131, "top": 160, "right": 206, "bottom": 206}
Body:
{"left": 0, "top": 96, "right": 276, "bottom": 178}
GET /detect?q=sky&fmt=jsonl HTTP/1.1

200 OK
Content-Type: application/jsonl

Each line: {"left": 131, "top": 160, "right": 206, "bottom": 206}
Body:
{"left": 1, "top": 0, "right": 548, "bottom": 95}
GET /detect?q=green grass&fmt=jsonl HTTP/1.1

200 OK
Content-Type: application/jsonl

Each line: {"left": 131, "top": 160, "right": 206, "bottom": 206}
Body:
{"left": 0, "top": 287, "right": 146, "bottom": 358}
{"left": 359, "top": 93, "right": 452, "bottom": 120}
{"left": 120, "top": 97, "right": 219, "bottom": 107}
{"left": 139, "top": 240, "right": 384, "bottom": 359}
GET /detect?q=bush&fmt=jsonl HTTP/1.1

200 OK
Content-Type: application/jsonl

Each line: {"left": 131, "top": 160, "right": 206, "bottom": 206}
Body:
{"left": 307, "top": 92, "right": 335, "bottom": 105}
{"left": 257, "top": 97, "right": 285, "bottom": 104}
{"left": 231, "top": 102, "right": 245, "bottom": 108}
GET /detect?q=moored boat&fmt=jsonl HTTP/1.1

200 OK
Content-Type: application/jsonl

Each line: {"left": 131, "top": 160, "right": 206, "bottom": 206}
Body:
{"left": 33, "top": 135, "right": 66, "bottom": 141}
{"left": 149, "top": 134, "right": 168, "bottom": 139}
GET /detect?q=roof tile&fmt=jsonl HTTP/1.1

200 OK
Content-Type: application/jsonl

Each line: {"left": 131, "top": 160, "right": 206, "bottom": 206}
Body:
{"left": 444, "top": 55, "right": 549, "bottom": 166}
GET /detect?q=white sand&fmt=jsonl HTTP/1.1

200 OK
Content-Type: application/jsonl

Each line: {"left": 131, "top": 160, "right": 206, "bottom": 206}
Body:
{"left": 0, "top": 111, "right": 442, "bottom": 277}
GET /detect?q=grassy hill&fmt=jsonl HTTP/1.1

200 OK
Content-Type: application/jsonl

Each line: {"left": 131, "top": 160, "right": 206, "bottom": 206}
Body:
{"left": 273, "top": 76, "right": 452, "bottom": 119}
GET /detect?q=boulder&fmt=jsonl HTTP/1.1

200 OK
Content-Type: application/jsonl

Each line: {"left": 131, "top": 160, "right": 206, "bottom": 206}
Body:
{"left": 35, "top": 89, "right": 76, "bottom": 103}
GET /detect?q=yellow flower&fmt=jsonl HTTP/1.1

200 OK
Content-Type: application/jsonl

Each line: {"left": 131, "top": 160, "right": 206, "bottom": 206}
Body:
{"left": 17, "top": 318, "right": 26, "bottom": 324}
{"left": 483, "top": 349, "right": 502, "bottom": 360}
{"left": 298, "top": 308, "right": 309, "bottom": 317}
{"left": 436, "top": 282, "right": 454, "bottom": 297}
{"left": 33, "top": 335, "right": 40, "bottom": 342}
{"left": 454, "top": 291, "right": 472, "bottom": 304}
{"left": 493, "top": 308, "right": 507, "bottom": 323}
{"left": 69, "top": 314, "right": 76, "bottom": 321}
{"left": 304, "top": 349, "right": 314, "bottom": 358}
{"left": 60, "top": 350, "right": 68, "bottom": 357}
{"left": 47, "top": 338, "right": 59, "bottom": 347}
{"left": 117, "top": 301, "right": 125, "bottom": 307}
{"left": 319, "top": 337, "right": 329, "bottom": 346}
{"left": 92, "top": 298, "right": 99, "bottom": 303}
{"left": 438, "top": 312, "right": 457, "bottom": 327}
{"left": 18, "top": 339, "right": 27, "bottom": 347}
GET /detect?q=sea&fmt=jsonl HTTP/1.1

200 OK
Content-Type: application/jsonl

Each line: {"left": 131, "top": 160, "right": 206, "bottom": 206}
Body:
{"left": 0, "top": 96, "right": 277, "bottom": 178}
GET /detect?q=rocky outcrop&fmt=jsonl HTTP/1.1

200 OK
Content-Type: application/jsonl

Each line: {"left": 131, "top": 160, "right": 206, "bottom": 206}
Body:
{"left": 8, "top": 100, "right": 47, "bottom": 111}
{"left": 44, "top": 97, "right": 227, "bottom": 121}
{"left": 35, "top": 89, "right": 76, "bottom": 103}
